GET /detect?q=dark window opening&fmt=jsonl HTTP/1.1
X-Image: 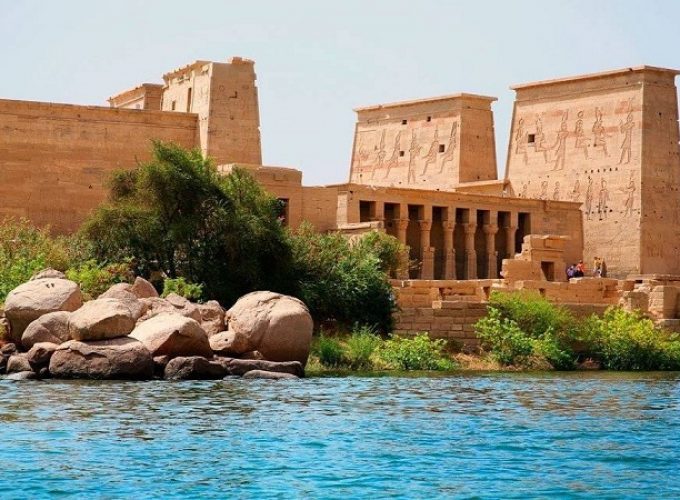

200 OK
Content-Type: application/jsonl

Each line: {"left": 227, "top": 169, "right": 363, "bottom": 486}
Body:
{"left": 186, "top": 87, "right": 192, "bottom": 112}
{"left": 399, "top": 150, "right": 405, "bottom": 157}
{"left": 402, "top": 119, "right": 407, "bottom": 125}
{"left": 171, "top": 100, "right": 177, "bottom": 111}
{"left": 438, "top": 144, "right": 445, "bottom": 153}
{"left": 528, "top": 134, "right": 535, "bottom": 143}
{"left": 276, "top": 198, "right": 289, "bottom": 226}
{"left": 426, "top": 116, "right": 432, "bottom": 122}
{"left": 359, "top": 200, "right": 376, "bottom": 222}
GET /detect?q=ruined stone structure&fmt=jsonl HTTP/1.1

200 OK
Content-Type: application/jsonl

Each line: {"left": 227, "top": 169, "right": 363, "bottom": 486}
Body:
{"left": 2, "top": 58, "right": 679, "bottom": 285}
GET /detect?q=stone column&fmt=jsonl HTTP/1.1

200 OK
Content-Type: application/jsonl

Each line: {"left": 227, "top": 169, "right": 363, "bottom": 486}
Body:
{"left": 484, "top": 223, "right": 499, "bottom": 279}
{"left": 418, "top": 219, "right": 434, "bottom": 280}
{"left": 443, "top": 220, "right": 456, "bottom": 279}
{"left": 396, "top": 218, "right": 410, "bottom": 279}
{"left": 373, "top": 201, "right": 385, "bottom": 225}
{"left": 506, "top": 224, "right": 518, "bottom": 258}
{"left": 463, "top": 223, "right": 477, "bottom": 279}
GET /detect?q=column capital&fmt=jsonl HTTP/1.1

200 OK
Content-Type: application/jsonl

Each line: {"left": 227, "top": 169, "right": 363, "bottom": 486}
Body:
{"left": 483, "top": 224, "right": 499, "bottom": 235}
{"left": 463, "top": 223, "right": 477, "bottom": 235}
{"left": 505, "top": 224, "right": 518, "bottom": 231}
{"left": 418, "top": 219, "right": 433, "bottom": 231}
{"left": 443, "top": 220, "right": 456, "bottom": 231}
{"left": 396, "top": 218, "right": 410, "bottom": 230}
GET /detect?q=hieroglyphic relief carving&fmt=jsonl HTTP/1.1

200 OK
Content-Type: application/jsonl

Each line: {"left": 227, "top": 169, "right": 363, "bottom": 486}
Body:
{"left": 592, "top": 107, "right": 609, "bottom": 157}
{"left": 383, "top": 131, "right": 402, "bottom": 178}
{"left": 622, "top": 173, "right": 636, "bottom": 217}
{"left": 421, "top": 127, "right": 439, "bottom": 174}
{"left": 535, "top": 117, "right": 549, "bottom": 163}
{"left": 597, "top": 178, "right": 609, "bottom": 220}
{"left": 538, "top": 180, "right": 549, "bottom": 200}
{"left": 569, "top": 179, "right": 581, "bottom": 201}
{"left": 585, "top": 176, "right": 594, "bottom": 220}
{"left": 355, "top": 135, "right": 370, "bottom": 170}
{"left": 407, "top": 130, "right": 421, "bottom": 184}
{"left": 552, "top": 181, "right": 561, "bottom": 200}
{"left": 439, "top": 122, "right": 458, "bottom": 172}
{"left": 372, "top": 129, "right": 386, "bottom": 179}
{"left": 574, "top": 111, "right": 589, "bottom": 159}
{"left": 514, "top": 118, "right": 528, "bottom": 164}
{"left": 551, "top": 112, "right": 569, "bottom": 171}
{"left": 518, "top": 181, "right": 529, "bottom": 198}
{"left": 619, "top": 99, "right": 635, "bottom": 165}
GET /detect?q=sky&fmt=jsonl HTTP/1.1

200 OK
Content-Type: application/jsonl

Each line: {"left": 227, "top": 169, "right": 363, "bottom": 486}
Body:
{"left": 2, "top": 0, "right": 679, "bottom": 185}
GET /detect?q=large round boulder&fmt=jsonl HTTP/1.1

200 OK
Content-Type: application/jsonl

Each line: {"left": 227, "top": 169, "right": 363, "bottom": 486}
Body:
{"left": 138, "top": 295, "right": 201, "bottom": 323}
{"left": 21, "top": 311, "right": 72, "bottom": 350}
{"left": 131, "top": 277, "right": 158, "bottom": 299}
{"left": 198, "top": 300, "right": 225, "bottom": 337}
{"left": 26, "top": 342, "right": 58, "bottom": 369}
{"left": 209, "top": 330, "right": 250, "bottom": 356}
{"left": 226, "top": 291, "right": 313, "bottom": 365}
{"left": 4, "top": 278, "right": 83, "bottom": 342}
{"left": 69, "top": 298, "right": 142, "bottom": 341}
{"left": 129, "top": 313, "right": 212, "bottom": 358}
{"left": 49, "top": 338, "right": 153, "bottom": 379}
{"left": 163, "top": 356, "right": 228, "bottom": 380}
{"left": 98, "top": 283, "right": 137, "bottom": 302}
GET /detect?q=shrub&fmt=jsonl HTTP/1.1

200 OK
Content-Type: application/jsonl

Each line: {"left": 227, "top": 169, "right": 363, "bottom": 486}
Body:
{"left": 475, "top": 308, "right": 534, "bottom": 365}
{"left": 345, "top": 326, "right": 381, "bottom": 370}
{"left": 65, "top": 259, "right": 132, "bottom": 299}
{"left": 291, "top": 224, "right": 403, "bottom": 332}
{"left": 378, "top": 333, "right": 456, "bottom": 371}
{"left": 162, "top": 277, "right": 204, "bottom": 301}
{"left": 584, "top": 307, "right": 680, "bottom": 370}
{"left": 314, "top": 334, "right": 345, "bottom": 368}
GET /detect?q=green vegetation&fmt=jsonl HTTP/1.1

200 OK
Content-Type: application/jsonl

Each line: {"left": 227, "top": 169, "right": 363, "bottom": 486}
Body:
{"left": 310, "top": 328, "right": 456, "bottom": 372}
{"left": 161, "top": 277, "right": 204, "bottom": 301}
{"left": 475, "top": 291, "right": 680, "bottom": 370}
{"left": 65, "top": 260, "right": 132, "bottom": 300}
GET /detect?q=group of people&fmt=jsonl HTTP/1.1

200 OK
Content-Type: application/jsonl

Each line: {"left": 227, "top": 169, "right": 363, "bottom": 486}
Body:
{"left": 566, "top": 257, "right": 607, "bottom": 279}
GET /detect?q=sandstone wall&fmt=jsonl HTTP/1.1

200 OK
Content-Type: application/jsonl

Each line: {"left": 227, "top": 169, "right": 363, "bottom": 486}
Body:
{"left": 0, "top": 99, "right": 198, "bottom": 233}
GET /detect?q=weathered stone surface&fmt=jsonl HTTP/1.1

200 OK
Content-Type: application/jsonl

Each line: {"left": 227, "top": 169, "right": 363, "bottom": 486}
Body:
{"left": 138, "top": 296, "right": 201, "bottom": 323}
{"left": 49, "top": 338, "right": 153, "bottom": 379}
{"left": 21, "top": 311, "right": 71, "bottom": 350}
{"left": 69, "top": 299, "right": 141, "bottom": 341}
{"left": 226, "top": 291, "right": 313, "bottom": 365}
{"left": 4, "top": 278, "right": 83, "bottom": 342}
{"left": 7, "top": 354, "right": 32, "bottom": 373}
{"left": 227, "top": 358, "right": 304, "bottom": 378}
{"left": 4, "top": 371, "right": 37, "bottom": 380}
{"left": 98, "top": 283, "right": 137, "bottom": 301}
{"left": 163, "top": 356, "right": 228, "bottom": 380}
{"left": 209, "top": 331, "right": 250, "bottom": 356}
{"left": 30, "top": 268, "right": 66, "bottom": 281}
{"left": 198, "top": 300, "right": 225, "bottom": 337}
{"left": 242, "top": 369, "right": 299, "bottom": 380}
{"left": 131, "top": 277, "right": 158, "bottom": 299}
{"left": 26, "top": 342, "right": 59, "bottom": 369}
{"left": 129, "top": 313, "right": 212, "bottom": 358}
{"left": 240, "top": 350, "right": 264, "bottom": 360}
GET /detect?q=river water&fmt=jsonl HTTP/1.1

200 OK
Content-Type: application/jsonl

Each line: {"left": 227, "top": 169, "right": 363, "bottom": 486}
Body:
{"left": 1, "top": 372, "right": 679, "bottom": 499}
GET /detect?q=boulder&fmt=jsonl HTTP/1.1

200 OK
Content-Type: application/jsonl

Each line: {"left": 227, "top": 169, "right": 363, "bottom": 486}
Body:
{"left": 69, "top": 298, "right": 142, "bottom": 341}
{"left": 27, "top": 342, "right": 58, "bottom": 369}
{"left": 30, "top": 268, "right": 66, "bottom": 281}
{"left": 4, "top": 371, "right": 37, "bottom": 380}
{"left": 0, "top": 343, "right": 17, "bottom": 373}
{"left": 4, "top": 278, "right": 83, "bottom": 342}
{"left": 138, "top": 296, "right": 201, "bottom": 323}
{"left": 131, "top": 277, "right": 158, "bottom": 299}
{"left": 240, "top": 350, "right": 265, "bottom": 360}
{"left": 49, "top": 338, "right": 153, "bottom": 379}
{"left": 6, "top": 354, "right": 32, "bottom": 373}
{"left": 225, "top": 291, "right": 313, "bottom": 365}
{"left": 152, "top": 355, "right": 171, "bottom": 377}
{"left": 198, "top": 301, "right": 225, "bottom": 337}
{"left": 129, "top": 313, "right": 212, "bottom": 358}
{"left": 209, "top": 331, "right": 250, "bottom": 356}
{"left": 98, "top": 283, "right": 137, "bottom": 302}
{"left": 163, "top": 356, "right": 229, "bottom": 380}
{"left": 242, "top": 370, "right": 299, "bottom": 380}
{"left": 21, "top": 311, "right": 71, "bottom": 350}
{"left": 227, "top": 358, "right": 304, "bottom": 378}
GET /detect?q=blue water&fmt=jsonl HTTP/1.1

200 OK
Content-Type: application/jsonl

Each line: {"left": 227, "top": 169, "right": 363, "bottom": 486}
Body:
{"left": 1, "top": 372, "right": 679, "bottom": 499}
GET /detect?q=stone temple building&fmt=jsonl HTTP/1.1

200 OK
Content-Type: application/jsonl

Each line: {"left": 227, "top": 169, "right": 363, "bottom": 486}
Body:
{"left": 1, "top": 58, "right": 679, "bottom": 283}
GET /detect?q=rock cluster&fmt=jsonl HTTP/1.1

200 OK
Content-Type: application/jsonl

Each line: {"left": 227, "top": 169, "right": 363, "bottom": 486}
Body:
{"left": 1, "top": 274, "right": 313, "bottom": 382}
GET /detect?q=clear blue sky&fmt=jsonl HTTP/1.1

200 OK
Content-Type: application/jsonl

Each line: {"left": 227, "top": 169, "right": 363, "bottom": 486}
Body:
{"left": 2, "top": 0, "right": 678, "bottom": 185}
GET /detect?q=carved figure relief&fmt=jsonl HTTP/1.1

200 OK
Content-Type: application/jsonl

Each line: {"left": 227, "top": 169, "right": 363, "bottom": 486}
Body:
{"left": 514, "top": 118, "right": 528, "bottom": 165}
{"left": 538, "top": 180, "right": 549, "bottom": 200}
{"left": 585, "top": 176, "right": 594, "bottom": 220}
{"left": 535, "top": 117, "right": 549, "bottom": 163}
{"left": 574, "top": 111, "right": 590, "bottom": 159}
{"left": 439, "top": 122, "right": 458, "bottom": 172}
{"left": 421, "top": 128, "right": 439, "bottom": 175}
{"left": 570, "top": 179, "right": 581, "bottom": 202}
{"left": 407, "top": 131, "right": 421, "bottom": 184}
{"left": 373, "top": 130, "right": 387, "bottom": 179}
{"left": 355, "top": 136, "right": 370, "bottom": 170}
{"left": 619, "top": 103, "right": 635, "bottom": 165}
{"left": 383, "top": 131, "right": 402, "bottom": 179}
{"left": 552, "top": 181, "right": 561, "bottom": 200}
{"left": 551, "top": 112, "right": 569, "bottom": 171}
{"left": 598, "top": 178, "right": 610, "bottom": 220}
{"left": 519, "top": 181, "right": 529, "bottom": 198}
{"left": 622, "top": 173, "right": 636, "bottom": 217}
{"left": 592, "top": 107, "right": 609, "bottom": 157}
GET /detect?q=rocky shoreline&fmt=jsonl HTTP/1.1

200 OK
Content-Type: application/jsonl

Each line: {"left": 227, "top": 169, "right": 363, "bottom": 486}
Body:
{"left": 0, "top": 270, "right": 313, "bottom": 381}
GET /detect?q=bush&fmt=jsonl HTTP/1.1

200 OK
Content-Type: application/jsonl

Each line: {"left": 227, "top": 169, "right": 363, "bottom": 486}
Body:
{"left": 314, "top": 334, "right": 345, "bottom": 368}
{"left": 291, "top": 224, "right": 403, "bottom": 332}
{"left": 65, "top": 260, "right": 132, "bottom": 300}
{"left": 345, "top": 326, "right": 381, "bottom": 370}
{"left": 584, "top": 307, "right": 680, "bottom": 370}
{"left": 378, "top": 333, "right": 456, "bottom": 371}
{"left": 475, "top": 308, "right": 534, "bottom": 365}
{"left": 0, "top": 218, "right": 74, "bottom": 303}
{"left": 162, "top": 277, "right": 203, "bottom": 301}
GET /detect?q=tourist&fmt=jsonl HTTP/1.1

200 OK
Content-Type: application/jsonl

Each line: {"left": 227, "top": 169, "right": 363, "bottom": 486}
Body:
{"left": 593, "top": 257, "right": 602, "bottom": 277}
{"left": 575, "top": 260, "right": 585, "bottom": 277}
{"left": 566, "top": 264, "right": 576, "bottom": 280}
